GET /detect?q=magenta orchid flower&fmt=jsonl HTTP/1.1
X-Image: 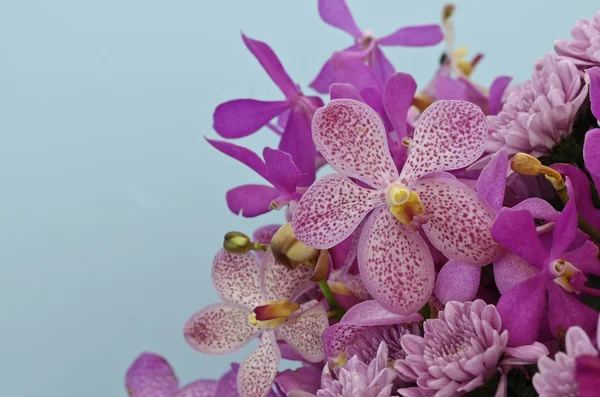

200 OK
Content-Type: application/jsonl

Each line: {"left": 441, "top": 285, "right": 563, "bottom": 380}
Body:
{"left": 293, "top": 98, "right": 502, "bottom": 315}
{"left": 213, "top": 34, "right": 323, "bottom": 185}
{"left": 583, "top": 67, "right": 600, "bottom": 193}
{"left": 183, "top": 249, "right": 328, "bottom": 397}
{"left": 492, "top": 189, "right": 600, "bottom": 346}
{"left": 207, "top": 139, "right": 304, "bottom": 218}
{"left": 310, "top": 0, "right": 443, "bottom": 93}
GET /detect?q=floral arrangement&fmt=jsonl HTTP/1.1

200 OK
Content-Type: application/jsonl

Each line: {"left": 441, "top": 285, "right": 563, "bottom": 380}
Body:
{"left": 125, "top": 2, "right": 600, "bottom": 397}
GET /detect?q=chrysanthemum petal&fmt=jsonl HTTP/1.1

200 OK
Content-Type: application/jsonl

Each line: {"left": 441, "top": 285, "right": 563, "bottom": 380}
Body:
{"left": 237, "top": 331, "right": 280, "bottom": 397}
{"left": 400, "top": 100, "right": 488, "bottom": 184}
{"left": 212, "top": 250, "right": 264, "bottom": 308}
{"left": 434, "top": 261, "right": 481, "bottom": 303}
{"left": 275, "top": 303, "right": 328, "bottom": 362}
{"left": 125, "top": 353, "right": 179, "bottom": 397}
{"left": 312, "top": 99, "right": 398, "bottom": 190}
{"left": 293, "top": 174, "right": 385, "bottom": 249}
{"left": 358, "top": 207, "right": 435, "bottom": 315}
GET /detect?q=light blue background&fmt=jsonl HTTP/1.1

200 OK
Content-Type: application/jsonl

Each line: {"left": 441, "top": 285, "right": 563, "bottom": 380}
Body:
{"left": 2, "top": 1, "right": 598, "bottom": 396}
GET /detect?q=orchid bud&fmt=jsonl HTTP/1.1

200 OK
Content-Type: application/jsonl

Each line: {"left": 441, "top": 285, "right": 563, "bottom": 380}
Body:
{"left": 270, "top": 223, "right": 319, "bottom": 269}
{"left": 511, "top": 153, "right": 542, "bottom": 176}
{"left": 223, "top": 231, "right": 251, "bottom": 254}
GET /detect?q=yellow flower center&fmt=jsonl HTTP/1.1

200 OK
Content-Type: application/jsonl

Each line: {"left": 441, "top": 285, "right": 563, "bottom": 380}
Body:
{"left": 248, "top": 300, "right": 300, "bottom": 329}
{"left": 551, "top": 259, "right": 583, "bottom": 293}
{"left": 386, "top": 184, "right": 426, "bottom": 228}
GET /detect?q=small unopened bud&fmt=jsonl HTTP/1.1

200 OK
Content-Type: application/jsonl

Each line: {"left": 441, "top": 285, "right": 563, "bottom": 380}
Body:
{"left": 511, "top": 153, "right": 542, "bottom": 176}
{"left": 442, "top": 3, "right": 455, "bottom": 22}
{"left": 223, "top": 231, "right": 251, "bottom": 254}
{"left": 271, "top": 223, "right": 319, "bottom": 269}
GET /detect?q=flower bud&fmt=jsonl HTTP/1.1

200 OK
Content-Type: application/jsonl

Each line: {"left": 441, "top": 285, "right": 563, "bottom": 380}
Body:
{"left": 223, "top": 231, "right": 251, "bottom": 254}
{"left": 511, "top": 153, "right": 542, "bottom": 176}
{"left": 270, "top": 223, "right": 319, "bottom": 269}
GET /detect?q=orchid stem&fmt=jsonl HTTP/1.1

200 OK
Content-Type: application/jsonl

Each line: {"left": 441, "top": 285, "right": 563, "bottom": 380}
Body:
{"left": 581, "top": 286, "right": 600, "bottom": 297}
{"left": 318, "top": 280, "right": 344, "bottom": 320}
{"left": 251, "top": 243, "right": 269, "bottom": 252}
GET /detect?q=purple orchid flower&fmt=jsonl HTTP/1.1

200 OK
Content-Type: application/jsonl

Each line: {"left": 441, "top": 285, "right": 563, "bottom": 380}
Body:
{"left": 310, "top": 0, "right": 443, "bottom": 93}
{"left": 125, "top": 353, "right": 253, "bottom": 397}
{"left": 583, "top": 67, "right": 600, "bottom": 192}
{"left": 292, "top": 98, "right": 502, "bottom": 315}
{"left": 492, "top": 186, "right": 600, "bottom": 346}
{"left": 395, "top": 300, "right": 548, "bottom": 397}
{"left": 207, "top": 139, "right": 304, "bottom": 218}
{"left": 183, "top": 249, "right": 327, "bottom": 397}
{"left": 212, "top": 34, "right": 323, "bottom": 185}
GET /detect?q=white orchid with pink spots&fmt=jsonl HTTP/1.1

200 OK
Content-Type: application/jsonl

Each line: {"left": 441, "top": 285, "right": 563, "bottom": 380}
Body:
{"left": 183, "top": 249, "right": 328, "bottom": 397}
{"left": 292, "top": 99, "right": 502, "bottom": 315}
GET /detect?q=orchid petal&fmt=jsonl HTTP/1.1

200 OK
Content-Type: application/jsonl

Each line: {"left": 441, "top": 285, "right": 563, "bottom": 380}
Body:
{"left": 415, "top": 177, "right": 502, "bottom": 266}
{"left": 242, "top": 34, "right": 299, "bottom": 99}
{"left": 237, "top": 331, "right": 280, "bottom": 397}
{"left": 378, "top": 24, "right": 444, "bottom": 47}
{"left": 318, "top": 0, "right": 362, "bottom": 38}
{"left": 512, "top": 198, "right": 560, "bottom": 221}
{"left": 206, "top": 139, "right": 268, "bottom": 179}
{"left": 323, "top": 323, "right": 367, "bottom": 360}
{"left": 358, "top": 207, "right": 435, "bottom": 315}
{"left": 279, "top": 105, "right": 317, "bottom": 187}
{"left": 226, "top": 184, "right": 280, "bottom": 218}
{"left": 183, "top": 303, "right": 258, "bottom": 355}
{"left": 586, "top": 67, "right": 600, "bottom": 120}
{"left": 310, "top": 44, "right": 361, "bottom": 94}
{"left": 262, "top": 251, "right": 313, "bottom": 302}
{"left": 491, "top": 208, "right": 549, "bottom": 270}
{"left": 293, "top": 174, "right": 385, "bottom": 249}
{"left": 383, "top": 73, "right": 417, "bottom": 140}
{"left": 548, "top": 282, "right": 600, "bottom": 339}
{"left": 584, "top": 128, "right": 600, "bottom": 189}
{"left": 275, "top": 366, "right": 321, "bottom": 395}
{"left": 436, "top": 76, "right": 467, "bottom": 101}
{"left": 550, "top": 195, "right": 578, "bottom": 258}
{"left": 477, "top": 151, "right": 508, "bottom": 211}
{"left": 329, "top": 83, "right": 364, "bottom": 102}
{"left": 331, "top": 52, "right": 383, "bottom": 93}
{"left": 312, "top": 99, "right": 398, "bottom": 189}
{"left": 263, "top": 147, "right": 301, "bottom": 193}
{"left": 340, "top": 299, "right": 423, "bottom": 325}
{"left": 211, "top": 364, "right": 239, "bottom": 397}
{"left": 400, "top": 100, "right": 488, "bottom": 184}
{"left": 275, "top": 303, "right": 328, "bottom": 362}
{"left": 493, "top": 252, "right": 539, "bottom": 295}
{"left": 434, "top": 261, "right": 481, "bottom": 304}
{"left": 552, "top": 163, "right": 600, "bottom": 229}
{"left": 488, "top": 76, "right": 512, "bottom": 115}
{"left": 212, "top": 249, "right": 264, "bottom": 308}
{"left": 562, "top": 241, "right": 600, "bottom": 275}
{"left": 126, "top": 353, "right": 179, "bottom": 397}
{"left": 175, "top": 380, "right": 218, "bottom": 397}
{"left": 371, "top": 47, "right": 396, "bottom": 86}
{"left": 213, "top": 99, "right": 291, "bottom": 139}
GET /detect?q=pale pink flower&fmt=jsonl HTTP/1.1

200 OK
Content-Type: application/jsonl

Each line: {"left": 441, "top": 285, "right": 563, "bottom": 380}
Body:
{"left": 555, "top": 11, "right": 600, "bottom": 67}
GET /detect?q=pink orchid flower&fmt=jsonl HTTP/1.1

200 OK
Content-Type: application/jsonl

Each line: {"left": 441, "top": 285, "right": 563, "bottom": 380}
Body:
{"left": 183, "top": 249, "right": 328, "bottom": 397}
{"left": 293, "top": 99, "right": 502, "bottom": 315}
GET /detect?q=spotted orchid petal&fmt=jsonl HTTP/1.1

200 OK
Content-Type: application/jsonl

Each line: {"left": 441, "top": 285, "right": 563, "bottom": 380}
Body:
{"left": 400, "top": 100, "right": 488, "bottom": 185}
{"left": 175, "top": 380, "right": 218, "bottom": 397}
{"left": 318, "top": 0, "right": 362, "bottom": 38}
{"left": 262, "top": 250, "right": 314, "bottom": 302}
{"left": 323, "top": 323, "right": 367, "bottom": 361}
{"left": 414, "top": 177, "right": 502, "bottom": 266}
{"left": 293, "top": 173, "right": 385, "bottom": 249}
{"left": 358, "top": 207, "right": 435, "bottom": 315}
{"left": 275, "top": 302, "right": 328, "bottom": 362}
{"left": 212, "top": 250, "right": 264, "bottom": 308}
{"left": 312, "top": 99, "right": 398, "bottom": 190}
{"left": 183, "top": 303, "right": 258, "bottom": 355}
{"left": 378, "top": 24, "right": 444, "bottom": 47}
{"left": 213, "top": 99, "right": 291, "bottom": 139}
{"left": 383, "top": 73, "right": 417, "bottom": 141}
{"left": 237, "top": 331, "right": 280, "bottom": 397}
{"left": 434, "top": 261, "right": 481, "bottom": 304}
{"left": 477, "top": 150, "right": 508, "bottom": 212}
{"left": 126, "top": 353, "right": 179, "bottom": 397}
{"left": 493, "top": 252, "right": 539, "bottom": 295}
{"left": 226, "top": 185, "right": 280, "bottom": 218}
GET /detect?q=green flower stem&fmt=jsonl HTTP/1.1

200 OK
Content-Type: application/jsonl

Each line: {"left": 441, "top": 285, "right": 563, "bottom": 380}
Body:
{"left": 318, "top": 280, "right": 344, "bottom": 320}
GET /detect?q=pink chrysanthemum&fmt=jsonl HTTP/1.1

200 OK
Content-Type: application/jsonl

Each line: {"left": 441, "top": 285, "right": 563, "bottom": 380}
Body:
{"left": 486, "top": 53, "right": 587, "bottom": 158}
{"left": 395, "top": 300, "right": 548, "bottom": 397}
{"left": 555, "top": 11, "right": 600, "bottom": 67}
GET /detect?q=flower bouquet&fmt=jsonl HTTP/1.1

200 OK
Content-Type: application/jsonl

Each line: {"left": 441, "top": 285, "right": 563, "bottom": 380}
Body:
{"left": 125, "top": 2, "right": 600, "bottom": 396}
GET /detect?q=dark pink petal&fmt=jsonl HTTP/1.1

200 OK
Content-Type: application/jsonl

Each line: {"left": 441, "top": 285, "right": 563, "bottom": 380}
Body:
{"left": 562, "top": 241, "right": 600, "bottom": 275}
{"left": 237, "top": 331, "right": 280, "bottom": 397}
{"left": 491, "top": 208, "right": 549, "bottom": 270}
{"left": 488, "top": 76, "right": 512, "bottom": 115}
{"left": 212, "top": 249, "right": 264, "bottom": 308}
{"left": 552, "top": 164, "right": 600, "bottom": 229}
{"left": 436, "top": 76, "right": 467, "bottom": 101}
{"left": 226, "top": 184, "right": 280, "bottom": 218}
{"left": 211, "top": 364, "right": 239, "bottom": 397}
{"left": 275, "top": 303, "right": 328, "bottom": 362}
{"left": 496, "top": 272, "right": 549, "bottom": 346}
{"left": 242, "top": 34, "right": 299, "bottom": 99}
{"left": 378, "top": 24, "right": 444, "bottom": 47}
{"left": 358, "top": 207, "right": 435, "bottom": 315}
{"left": 292, "top": 175, "right": 385, "bottom": 249}
{"left": 206, "top": 138, "right": 268, "bottom": 179}
{"left": 263, "top": 147, "right": 301, "bottom": 193}
{"left": 551, "top": 195, "right": 578, "bottom": 258}
{"left": 262, "top": 250, "right": 313, "bottom": 302}
{"left": 126, "top": 353, "right": 179, "bottom": 397}
{"left": 493, "top": 252, "right": 539, "bottom": 295}
{"left": 331, "top": 51, "right": 383, "bottom": 93}
{"left": 310, "top": 58, "right": 337, "bottom": 94}
{"left": 183, "top": 303, "right": 257, "bottom": 355}
{"left": 548, "top": 282, "right": 599, "bottom": 339}
{"left": 275, "top": 366, "right": 321, "bottom": 395}
{"left": 587, "top": 67, "right": 600, "bottom": 120}
{"left": 318, "top": 0, "right": 362, "bottom": 38}
{"left": 476, "top": 150, "right": 508, "bottom": 211}
{"left": 329, "top": 83, "right": 364, "bottom": 102}
{"left": 576, "top": 355, "right": 600, "bottom": 397}
{"left": 341, "top": 299, "right": 423, "bottom": 325}
{"left": 383, "top": 73, "right": 417, "bottom": 140}
{"left": 312, "top": 99, "right": 398, "bottom": 189}
{"left": 213, "top": 99, "right": 291, "bottom": 139}
{"left": 400, "top": 100, "right": 488, "bottom": 184}
{"left": 512, "top": 198, "right": 559, "bottom": 221}
{"left": 434, "top": 261, "right": 481, "bottom": 304}
{"left": 252, "top": 224, "right": 281, "bottom": 245}
{"left": 175, "top": 380, "right": 218, "bottom": 397}
{"left": 279, "top": 105, "right": 316, "bottom": 187}
{"left": 584, "top": 128, "right": 600, "bottom": 189}
{"left": 370, "top": 47, "right": 396, "bottom": 86}
{"left": 415, "top": 178, "right": 503, "bottom": 266}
